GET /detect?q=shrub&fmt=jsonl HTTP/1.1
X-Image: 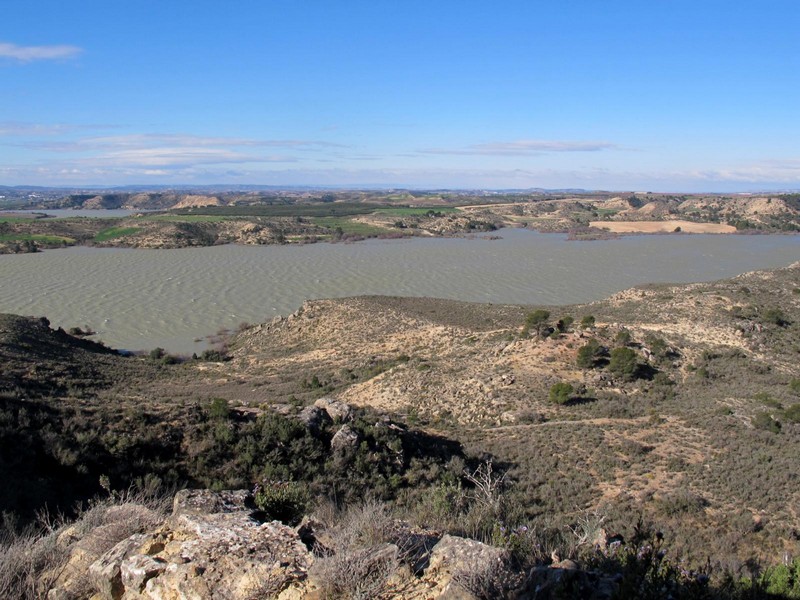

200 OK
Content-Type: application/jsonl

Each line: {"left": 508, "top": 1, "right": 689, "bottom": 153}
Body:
{"left": 615, "top": 329, "right": 633, "bottom": 346}
{"left": 576, "top": 339, "right": 602, "bottom": 369}
{"left": 580, "top": 315, "right": 595, "bottom": 328}
{"left": 759, "top": 558, "right": 800, "bottom": 598}
{"left": 608, "top": 347, "right": 639, "bottom": 381}
{"left": 200, "top": 349, "right": 228, "bottom": 362}
{"left": 762, "top": 307, "right": 789, "bottom": 327}
{"left": 556, "top": 316, "right": 574, "bottom": 333}
{"left": 208, "top": 398, "right": 230, "bottom": 420}
{"left": 549, "top": 382, "right": 574, "bottom": 405}
{"left": 783, "top": 404, "right": 800, "bottom": 424}
{"left": 522, "top": 310, "right": 550, "bottom": 337}
{"left": 253, "top": 481, "right": 309, "bottom": 525}
{"left": 752, "top": 411, "right": 781, "bottom": 433}
{"left": 790, "top": 379, "right": 800, "bottom": 395}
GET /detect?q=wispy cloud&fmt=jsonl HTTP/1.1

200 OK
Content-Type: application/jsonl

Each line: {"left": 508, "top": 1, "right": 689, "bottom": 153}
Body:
{"left": 0, "top": 122, "right": 77, "bottom": 136}
{"left": 90, "top": 147, "right": 296, "bottom": 168}
{"left": 12, "top": 132, "right": 346, "bottom": 153}
{"left": 0, "top": 42, "right": 83, "bottom": 63}
{"left": 420, "top": 139, "right": 618, "bottom": 156}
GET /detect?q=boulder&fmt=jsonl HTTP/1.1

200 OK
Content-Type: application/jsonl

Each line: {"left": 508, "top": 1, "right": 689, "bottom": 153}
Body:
{"left": 297, "top": 405, "right": 332, "bottom": 433}
{"left": 314, "top": 397, "right": 354, "bottom": 423}
{"left": 424, "top": 534, "right": 514, "bottom": 599}
{"left": 87, "top": 490, "right": 313, "bottom": 600}
{"left": 330, "top": 424, "right": 360, "bottom": 452}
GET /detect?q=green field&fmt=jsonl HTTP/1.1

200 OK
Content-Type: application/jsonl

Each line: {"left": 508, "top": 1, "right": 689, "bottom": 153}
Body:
{"left": 171, "top": 202, "right": 383, "bottom": 218}
{"left": 94, "top": 226, "right": 141, "bottom": 242}
{"left": 312, "top": 217, "right": 392, "bottom": 236}
{"left": 143, "top": 214, "right": 234, "bottom": 223}
{"left": 375, "top": 206, "right": 458, "bottom": 216}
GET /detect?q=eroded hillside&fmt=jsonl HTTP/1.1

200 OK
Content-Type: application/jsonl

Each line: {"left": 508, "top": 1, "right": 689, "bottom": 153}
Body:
{"left": 175, "top": 262, "right": 800, "bottom": 561}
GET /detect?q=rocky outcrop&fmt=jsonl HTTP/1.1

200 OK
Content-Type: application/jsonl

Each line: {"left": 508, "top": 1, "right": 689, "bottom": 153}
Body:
{"left": 314, "top": 397, "right": 354, "bottom": 423}
{"left": 44, "top": 489, "right": 624, "bottom": 599}
{"left": 46, "top": 490, "right": 313, "bottom": 600}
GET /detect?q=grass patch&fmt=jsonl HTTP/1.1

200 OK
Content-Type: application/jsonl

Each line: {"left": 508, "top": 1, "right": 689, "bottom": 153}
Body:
{"left": 0, "top": 216, "right": 39, "bottom": 223}
{"left": 94, "top": 226, "right": 140, "bottom": 242}
{"left": 312, "top": 217, "right": 390, "bottom": 236}
{"left": 594, "top": 208, "right": 620, "bottom": 216}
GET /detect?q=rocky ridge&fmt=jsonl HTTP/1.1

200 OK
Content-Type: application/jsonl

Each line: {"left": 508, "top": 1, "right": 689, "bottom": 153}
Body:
{"left": 44, "top": 489, "right": 619, "bottom": 600}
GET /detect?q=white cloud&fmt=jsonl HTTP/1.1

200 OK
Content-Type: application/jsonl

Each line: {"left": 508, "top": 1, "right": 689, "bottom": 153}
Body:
{"left": 0, "top": 42, "right": 82, "bottom": 62}
{"left": 421, "top": 139, "right": 617, "bottom": 156}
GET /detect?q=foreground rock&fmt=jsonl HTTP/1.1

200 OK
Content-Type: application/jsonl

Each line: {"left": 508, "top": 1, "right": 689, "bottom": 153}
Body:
{"left": 50, "top": 489, "right": 614, "bottom": 599}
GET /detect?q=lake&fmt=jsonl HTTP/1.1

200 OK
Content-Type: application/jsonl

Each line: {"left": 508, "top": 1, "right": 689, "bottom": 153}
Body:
{"left": 1, "top": 229, "right": 798, "bottom": 353}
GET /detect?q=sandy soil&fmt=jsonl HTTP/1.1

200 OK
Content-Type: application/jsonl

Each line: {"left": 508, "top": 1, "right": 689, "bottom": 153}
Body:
{"left": 589, "top": 220, "right": 736, "bottom": 233}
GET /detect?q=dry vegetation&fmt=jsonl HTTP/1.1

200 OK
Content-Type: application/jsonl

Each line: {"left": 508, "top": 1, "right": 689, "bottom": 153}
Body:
{"left": 2, "top": 261, "right": 800, "bottom": 596}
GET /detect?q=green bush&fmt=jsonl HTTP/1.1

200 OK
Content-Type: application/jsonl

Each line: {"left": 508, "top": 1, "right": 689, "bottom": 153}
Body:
{"left": 208, "top": 398, "right": 230, "bottom": 420}
{"left": 759, "top": 558, "right": 800, "bottom": 598}
{"left": 522, "top": 310, "right": 550, "bottom": 337}
{"left": 615, "top": 329, "right": 632, "bottom": 346}
{"left": 608, "top": 347, "right": 639, "bottom": 381}
{"left": 253, "top": 480, "right": 309, "bottom": 525}
{"left": 549, "top": 382, "right": 574, "bottom": 405}
{"left": 752, "top": 411, "right": 781, "bottom": 433}
{"left": 556, "top": 316, "right": 574, "bottom": 333}
{"left": 580, "top": 315, "right": 595, "bottom": 328}
{"left": 576, "top": 339, "right": 602, "bottom": 369}
{"left": 783, "top": 403, "right": 800, "bottom": 424}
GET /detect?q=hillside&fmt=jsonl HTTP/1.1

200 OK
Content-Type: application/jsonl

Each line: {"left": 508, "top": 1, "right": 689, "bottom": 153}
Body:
{"left": 178, "top": 262, "right": 800, "bottom": 564}
{"left": 1, "top": 265, "right": 800, "bottom": 597}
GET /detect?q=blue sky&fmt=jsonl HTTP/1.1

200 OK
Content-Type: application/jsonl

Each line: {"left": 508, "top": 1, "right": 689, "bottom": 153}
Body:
{"left": 1, "top": 1, "right": 798, "bottom": 191}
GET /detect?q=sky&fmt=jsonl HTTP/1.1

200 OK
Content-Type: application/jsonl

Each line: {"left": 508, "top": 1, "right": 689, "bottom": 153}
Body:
{"left": 1, "top": 1, "right": 799, "bottom": 191}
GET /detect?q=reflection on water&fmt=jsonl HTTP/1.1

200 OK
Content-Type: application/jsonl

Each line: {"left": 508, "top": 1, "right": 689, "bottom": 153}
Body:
{"left": 1, "top": 229, "right": 798, "bottom": 353}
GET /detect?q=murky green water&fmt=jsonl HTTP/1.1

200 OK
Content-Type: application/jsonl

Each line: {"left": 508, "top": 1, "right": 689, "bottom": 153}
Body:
{"left": 1, "top": 229, "right": 798, "bottom": 353}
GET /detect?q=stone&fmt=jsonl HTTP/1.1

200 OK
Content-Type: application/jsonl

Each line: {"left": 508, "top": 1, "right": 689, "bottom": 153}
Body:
{"left": 172, "top": 488, "right": 252, "bottom": 517}
{"left": 297, "top": 405, "right": 332, "bottom": 433}
{"left": 314, "top": 397, "right": 354, "bottom": 423}
{"left": 121, "top": 554, "right": 168, "bottom": 592}
{"left": 89, "top": 533, "right": 149, "bottom": 599}
{"left": 330, "top": 424, "right": 360, "bottom": 452}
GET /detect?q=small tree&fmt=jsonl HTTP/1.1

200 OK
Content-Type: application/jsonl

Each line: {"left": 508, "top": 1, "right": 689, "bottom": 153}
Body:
{"left": 615, "top": 329, "right": 632, "bottom": 346}
{"left": 556, "top": 316, "right": 574, "bottom": 333}
{"left": 580, "top": 315, "right": 596, "bottom": 328}
{"left": 608, "top": 347, "right": 639, "bottom": 381}
{"left": 549, "top": 382, "right": 574, "bottom": 404}
{"left": 577, "top": 339, "right": 602, "bottom": 369}
{"left": 523, "top": 310, "right": 550, "bottom": 337}
{"left": 762, "top": 308, "right": 789, "bottom": 327}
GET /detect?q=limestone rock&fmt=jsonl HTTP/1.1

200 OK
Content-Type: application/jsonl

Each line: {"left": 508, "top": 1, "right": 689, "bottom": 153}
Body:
{"left": 330, "top": 424, "right": 360, "bottom": 452}
{"left": 314, "top": 397, "right": 354, "bottom": 423}
{"left": 424, "top": 534, "right": 513, "bottom": 599}
{"left": 86, "top": 490, "right": 313, "bottom": 600}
